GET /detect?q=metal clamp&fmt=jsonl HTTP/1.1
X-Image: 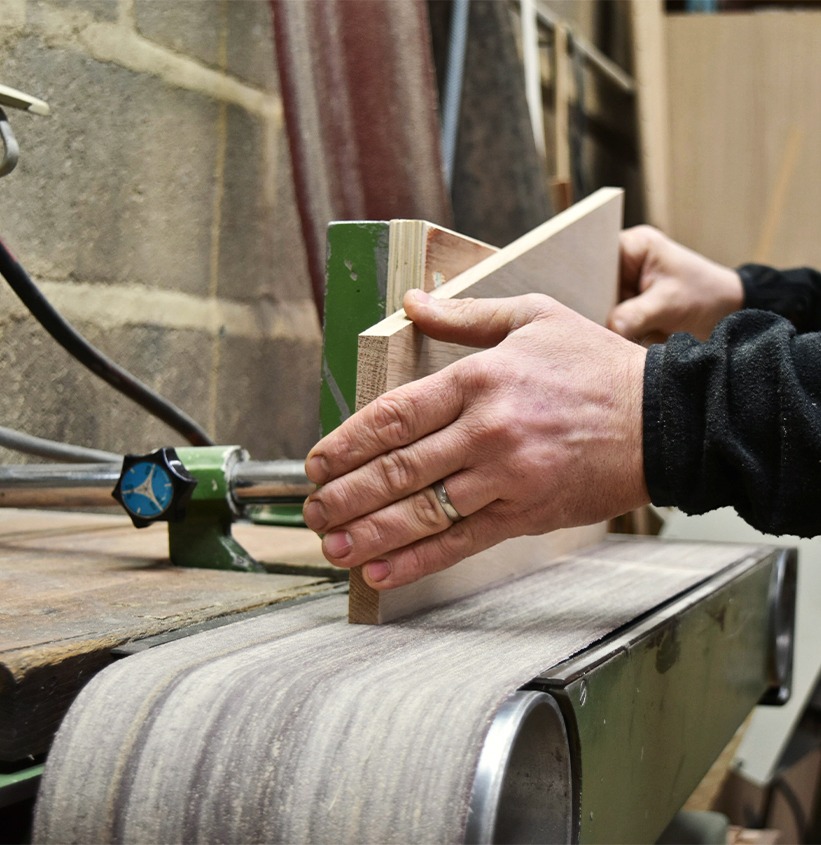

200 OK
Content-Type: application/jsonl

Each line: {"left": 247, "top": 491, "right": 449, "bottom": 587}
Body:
{"left": 0, "top": 108, "right": 19, "bottom": 178}
{"left": 0, "top": 83, "right": 50, "bottom": 178}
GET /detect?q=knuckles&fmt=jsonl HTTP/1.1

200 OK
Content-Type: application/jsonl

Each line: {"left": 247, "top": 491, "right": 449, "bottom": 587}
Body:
{"left": 376, "top": 447, "right": 419, "bottom": 496}
{"left": 370, "top": 394, "right": 415, "bottom": 448}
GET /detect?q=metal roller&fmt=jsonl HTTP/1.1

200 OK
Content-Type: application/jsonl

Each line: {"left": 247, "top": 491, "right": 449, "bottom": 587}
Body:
{"left": 466, "top": 691, "right": 572, "bottom": 844}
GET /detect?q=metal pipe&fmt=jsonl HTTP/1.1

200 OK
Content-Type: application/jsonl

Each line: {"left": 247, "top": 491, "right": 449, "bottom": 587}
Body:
{"left": 0, "top": 459, "right": 314, "bottom": 510}
{"left": 0, "top": 463, "right": 121, "bottom": 508}
{"left": 229, "top": 460, "right": 314, "bottom": 504}
{"left": 441, "top": 0, "right": 470, "bottom": 190}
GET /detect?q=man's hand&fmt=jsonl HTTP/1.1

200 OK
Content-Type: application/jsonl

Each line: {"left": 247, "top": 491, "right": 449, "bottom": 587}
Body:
{"left": 303, "top": 289, "right": 649, "bottom": 590}
{"left": 609, "top": 225, "right": 744, "bottom": 343}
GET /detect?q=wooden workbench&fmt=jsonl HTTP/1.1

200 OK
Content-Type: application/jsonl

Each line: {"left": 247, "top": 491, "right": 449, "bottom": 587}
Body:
{"left": 0, "top": 509, "right": 336, "bottom": 761}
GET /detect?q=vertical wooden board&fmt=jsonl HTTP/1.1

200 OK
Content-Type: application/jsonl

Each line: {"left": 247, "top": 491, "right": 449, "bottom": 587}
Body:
{"left": 350, "top": 188, "right": 624, "bottom": 623}
{"left": 666, "top": 11, "right": 821, "bottom": 269}
{"left": 631, "top": 0, "right": 671, "bottom": 230}
{"left": 357, "top": 188, "right": 624, "bottom": 408}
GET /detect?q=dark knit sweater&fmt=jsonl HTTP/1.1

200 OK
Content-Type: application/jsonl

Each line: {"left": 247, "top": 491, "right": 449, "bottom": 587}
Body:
{"left": 643, "top": 263, "right": 821, "bottom": 537}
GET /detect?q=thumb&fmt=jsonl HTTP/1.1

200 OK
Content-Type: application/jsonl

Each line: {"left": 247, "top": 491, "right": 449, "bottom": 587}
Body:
{"left": 403, "top": 289, "right": 548, "bottom": 348}
{"left": 608, "top": 284, "right": 671, "bottom": 342}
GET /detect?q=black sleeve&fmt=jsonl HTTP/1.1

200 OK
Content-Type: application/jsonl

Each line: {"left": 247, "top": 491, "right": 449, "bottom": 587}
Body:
{"left": 643, "top": 309, "right": 821, "bottom": 537}
{"left": 738, "top": 263, "right": 821, "bottom": 332}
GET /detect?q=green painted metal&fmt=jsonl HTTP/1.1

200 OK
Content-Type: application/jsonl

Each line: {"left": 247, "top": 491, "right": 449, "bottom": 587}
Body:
{"left": 0, "top": 762, "right": 44, "bottom": 809}
{"left": 169, "top": 445, "right": 262, "bottom": 572}
{"left": 247, "top": 222, "right": 389, "bottom": 529}
{"left": 320, "top": 221, "right": 389, "bottom": 437}
{"left": 534, "top": 550, "right": 782, "bottom": 844}
{"left": 166, "top": 224, "right": 391, "bottom": 558}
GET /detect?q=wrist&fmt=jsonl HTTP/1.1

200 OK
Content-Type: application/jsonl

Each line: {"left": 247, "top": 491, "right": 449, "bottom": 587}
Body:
{"left": 624, "top": 344, "right": 652, "bottom": 512}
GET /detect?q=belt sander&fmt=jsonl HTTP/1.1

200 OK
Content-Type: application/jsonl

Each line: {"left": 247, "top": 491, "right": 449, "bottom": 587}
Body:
{"left": 29, "top": 537, "right": 793, "bottom": 844}
{"left": 0, "top": 206, "right": 799, "bottom": 842}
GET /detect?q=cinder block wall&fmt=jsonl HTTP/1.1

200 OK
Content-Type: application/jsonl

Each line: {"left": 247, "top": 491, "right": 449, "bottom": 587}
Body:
{"left": 0, "top": 0, "right": 321, "bottom": 462}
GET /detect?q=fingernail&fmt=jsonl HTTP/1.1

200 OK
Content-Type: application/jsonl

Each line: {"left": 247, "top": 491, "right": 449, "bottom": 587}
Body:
{"left": 365, "top": 560, "right": 391, "bottom": 583}
{"left": 323, "top": 530, "right": 352, "bottom": 559}
{"left": 302, "top": 498, "right": 328, "bottom": 531}
{"left": 305, "top": 454, "right": 329, "bottom": 484}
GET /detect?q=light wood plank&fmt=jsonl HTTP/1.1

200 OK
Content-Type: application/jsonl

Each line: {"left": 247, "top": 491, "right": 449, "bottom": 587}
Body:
{"left": 631, "top": 0, "right": 671, "bottom": 229}
{"left": 350, "top": 187, "right": 624, "bottom": 623}
{"left": 666, "top": 11, "right": 821, "bottom": 268}
{"left": 551, "top": 21, "right": 573, "bottom": 211}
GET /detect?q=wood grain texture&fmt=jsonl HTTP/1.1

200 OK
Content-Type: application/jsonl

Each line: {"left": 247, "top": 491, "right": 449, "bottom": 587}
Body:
{"left": 350, "top": 188, "right": 624, "bottom": 623}
{"left": 631, "top": 0, "right": 671, "bottom": 230}
{"left": 34, "top": 539, "right": 768, "bottom": 844}
{"left": 0, "top": 510, "right": 334, "bottom": 759}
{"left": 666, "top": 11, "right": 821, "bottom": 268}
{"left": 385, "top": 220, "right": 496, "bottom": 313}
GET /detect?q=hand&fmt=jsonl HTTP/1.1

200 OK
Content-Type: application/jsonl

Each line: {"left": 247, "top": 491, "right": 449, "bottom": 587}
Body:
{"left": 609, "top": 225, "right": 744, "bottom": 343}
{"left": 302, "top": 289, "right": 649, "bottom": 590}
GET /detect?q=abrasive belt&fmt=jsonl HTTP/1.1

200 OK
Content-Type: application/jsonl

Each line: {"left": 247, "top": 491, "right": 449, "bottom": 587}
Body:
{"left": 34, "top": 539, "right": 758, "bottom": 844}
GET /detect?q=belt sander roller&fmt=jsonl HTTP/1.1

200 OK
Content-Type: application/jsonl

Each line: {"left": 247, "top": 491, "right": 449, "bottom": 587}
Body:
{"left": 33, "top": 539, "right": 795, "bottom": 844}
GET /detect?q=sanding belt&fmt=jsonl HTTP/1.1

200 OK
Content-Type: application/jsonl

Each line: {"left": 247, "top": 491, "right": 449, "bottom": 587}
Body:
{"left": 34, "top": 539, "right": 760, "bottom": 844}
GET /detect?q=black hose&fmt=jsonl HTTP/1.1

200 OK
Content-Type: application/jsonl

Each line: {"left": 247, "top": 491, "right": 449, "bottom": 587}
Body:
{"left": 0, "top": 237, "right": 214, "bottom": 447}
{"left": 0, "top": 424, "right": 122, "bottom": 463}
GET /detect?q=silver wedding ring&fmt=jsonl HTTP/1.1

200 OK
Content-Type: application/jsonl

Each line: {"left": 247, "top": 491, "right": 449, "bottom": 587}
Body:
{"left": 432, "top": 480, "right": 464, "bottom": 523}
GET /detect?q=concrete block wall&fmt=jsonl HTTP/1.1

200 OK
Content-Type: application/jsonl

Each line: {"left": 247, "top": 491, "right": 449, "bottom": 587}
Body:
{"left": 0, "top": 0, "right": 321, "bottom": 462}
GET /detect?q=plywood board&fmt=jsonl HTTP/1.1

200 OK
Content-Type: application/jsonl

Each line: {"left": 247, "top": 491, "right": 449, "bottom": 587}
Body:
{"left": 666, "top": 11, "right": 821, "bottom": 268}
{"left": 350, "top": 187, "right": 624, "bottom": 623}
{"left": 386, "top": 219, "right": 497, "bottom": 313}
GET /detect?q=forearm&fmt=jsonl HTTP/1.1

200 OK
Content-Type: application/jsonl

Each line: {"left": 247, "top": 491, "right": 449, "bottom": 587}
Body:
{"left": 644, "top": 310, "right": 821, "bottom": 537}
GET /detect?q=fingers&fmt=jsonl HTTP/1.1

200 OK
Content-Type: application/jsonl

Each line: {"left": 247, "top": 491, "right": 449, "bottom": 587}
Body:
{"left": 358, "top": 504, "right": 518, "bottom": 590}
{"left": 618, "top": 225, "right": 660, "bottom": 300}
{"left": 305, "top": 367, "right": 462, "bottom": 485}
{"left": 304, "top": 431, "right": 464, "bottom": 532}
{"left": 315, "top": 468, "right": 498, "bottom": 568}
{"left": 403, "top": 289, "right": 550, "bottom": 348}
{"left": 608, "top": 283, "right": 672, "bottom": 342}
{"left": 318, "top": 469, "right": 496, "bottom": 569}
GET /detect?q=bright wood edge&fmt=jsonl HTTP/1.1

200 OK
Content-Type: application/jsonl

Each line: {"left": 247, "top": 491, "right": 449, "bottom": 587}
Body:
{"left": 631, "top": 0, "right": 671, "bottom": 230}
{"left": 350, "top": 189, "right": 624, "bottom": 624}
{"left": 386, "top": 220, "right": 498, "bottom": 314}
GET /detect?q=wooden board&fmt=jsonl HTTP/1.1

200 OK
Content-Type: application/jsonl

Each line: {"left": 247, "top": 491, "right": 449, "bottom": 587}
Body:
{"left": 350, "top": 187, "right": 624, "bottom": 623}
{"left": 386, "top": 219, "right": 497, "bottom": 313}
{"left": 0, "top": 510, "right": 335, "bottom": 760}
{"left": 666, "top": 11, "right": 821, "bottom": 268}
{"left": 631, "top": 0, "right": 671, "bottom": 230}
